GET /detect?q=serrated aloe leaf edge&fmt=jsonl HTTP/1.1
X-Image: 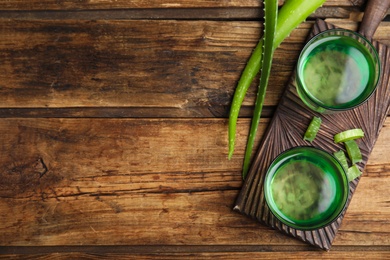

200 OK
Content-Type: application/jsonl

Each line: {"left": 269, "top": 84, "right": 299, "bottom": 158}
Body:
{"left": 228, "top": 0, "right": 327, "bottom": 178}
{"left": 241, "top": 0, "right": 278, "bottom": 179}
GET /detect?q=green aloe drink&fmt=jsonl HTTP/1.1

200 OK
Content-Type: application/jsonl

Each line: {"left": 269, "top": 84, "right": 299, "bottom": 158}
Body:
{"left": 264, "top": 147, "right": 349, "bottom": 230}
{"left": 296, "top": 29, "right": 380, "bottom": 112}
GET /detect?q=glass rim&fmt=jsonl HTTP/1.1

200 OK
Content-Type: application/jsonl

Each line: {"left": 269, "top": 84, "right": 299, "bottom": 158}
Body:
{"left": 263, "top": 146, "right": 350, "bottom": 230}
{"left": 296, "top": 28, "right": 381, "bottom": 112}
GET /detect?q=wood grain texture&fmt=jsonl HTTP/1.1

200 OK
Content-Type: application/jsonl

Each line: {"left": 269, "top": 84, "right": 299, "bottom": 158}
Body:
{"left": 234, "top": 19, "right": 390, "bottom": 250}
{"left": 0, "top": 118, "right": 389, "bottom": 247}
{"left": 0, "top": 7, "right": 364, "bottom": 20}
{"left": 1, "top": 250, "right": 390, "bottom": 259}
{"left": 0, "top": 118, "right": 251, "bottom": 246}
{"left": 0, "top": 19, "right": 299, "bottom": 114}
{"left": 0, "top": 19, "right": 389, "bottom": 118}
{"left": 0, "top": 0, "right": 389, "bottom": 257}
{"left": 0, "top": 0, "right": 365, "bottom": 11}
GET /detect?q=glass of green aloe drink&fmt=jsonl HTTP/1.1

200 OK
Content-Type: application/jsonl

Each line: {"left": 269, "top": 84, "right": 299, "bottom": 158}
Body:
{"left": 264, "top": 147, "right": 349, "bottom": 230}
{"left": 296, "top": 29, "right": 380, "bottom": 113}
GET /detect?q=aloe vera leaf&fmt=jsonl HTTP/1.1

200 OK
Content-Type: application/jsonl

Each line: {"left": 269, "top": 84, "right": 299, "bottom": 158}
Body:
{"left": 228, "top": 38, "right": 263, "bottom": 160}
{"left": 228, "top": 0, "right": 327, "bottom": 160}
{"left": 242, "top": 0, "right": 278, "bottom": 178}
{"left": 274, "top": 0, "right": 327, "bottom": 49}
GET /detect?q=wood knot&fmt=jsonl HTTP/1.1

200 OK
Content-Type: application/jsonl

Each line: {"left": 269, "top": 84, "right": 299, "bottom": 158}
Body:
{"left": 0, "top": 158, "right": 48, "bottom": 197}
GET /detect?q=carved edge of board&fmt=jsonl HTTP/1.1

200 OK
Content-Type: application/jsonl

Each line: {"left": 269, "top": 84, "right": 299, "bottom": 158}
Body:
{"left": 233, "top": 19, "right": 390, "bottom": 251}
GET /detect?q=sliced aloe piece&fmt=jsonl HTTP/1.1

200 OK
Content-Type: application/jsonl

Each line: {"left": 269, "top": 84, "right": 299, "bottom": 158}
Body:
{"left": 347, "top": 164, "right": 362, "bottom": 182}
{"left": 345, "top": 140, "right": 363, "bottom": 164}
{"left": 333, "top": 150, "right": 349, "bottom": 171}
{"left": 334, "top": 128, "right": 364, "bottom": 143}
{"left": 303, "top": 116, "right": 322, "bottom": 142}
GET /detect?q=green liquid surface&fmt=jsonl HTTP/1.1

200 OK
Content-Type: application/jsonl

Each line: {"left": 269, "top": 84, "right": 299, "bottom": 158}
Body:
{"left": 267, "top": 149, "right": 348, "bottom": 229}
{"left": 300, "top": 35, "right": 377, "bottom": 109}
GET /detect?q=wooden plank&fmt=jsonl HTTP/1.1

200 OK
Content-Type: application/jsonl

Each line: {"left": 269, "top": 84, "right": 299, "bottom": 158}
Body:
{"left": 326, "top": 19, "right": 390, "bottom": 44}
{"left": 0, "top": 0, "right": 366, "bottom": 11}
{"left": 0, "top": 19, "right": 389, "bottom": 117}
{"left": 0, "top": 19, "right": 297, "bottom": 113}
{"left": 0, "top": 7, "right": 361, "bottom": 20}
{"left": 0, "top": 118, "right": 389, "bottom": 246}
{"left": 1, "top": 250, "right": 390, "bottom": 259}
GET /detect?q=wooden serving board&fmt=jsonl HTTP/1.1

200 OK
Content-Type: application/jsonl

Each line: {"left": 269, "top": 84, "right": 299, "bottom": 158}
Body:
{"left": 234, "top": 19, "right": 390, "bottom": 251}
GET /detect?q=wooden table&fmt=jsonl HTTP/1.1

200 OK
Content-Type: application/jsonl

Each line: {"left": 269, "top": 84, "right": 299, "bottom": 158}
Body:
{"left": 0, "top": 1, "right": 389, "bottom": 258}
